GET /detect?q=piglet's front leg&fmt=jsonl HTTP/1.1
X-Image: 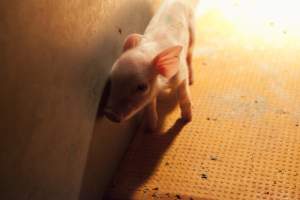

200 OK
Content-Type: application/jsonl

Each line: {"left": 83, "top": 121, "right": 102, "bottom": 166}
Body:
{"left": 144, "top": 97, "right": 158, "bottom": 132}
{"left": 187, "top": 15, "right": 196, "bottom": 86}
{"left": 177, "top": 79, "right": 192, "bottom": 122}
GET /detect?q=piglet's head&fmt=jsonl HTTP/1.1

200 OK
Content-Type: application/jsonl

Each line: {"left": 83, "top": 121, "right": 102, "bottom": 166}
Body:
{"left": 104, "top": 33, "right": 182, "bottom": 123}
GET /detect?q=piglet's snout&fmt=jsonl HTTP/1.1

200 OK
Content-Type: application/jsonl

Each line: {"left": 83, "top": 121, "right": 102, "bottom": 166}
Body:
{"left": 104, "top": 108, "right": 122, "bottom": 123}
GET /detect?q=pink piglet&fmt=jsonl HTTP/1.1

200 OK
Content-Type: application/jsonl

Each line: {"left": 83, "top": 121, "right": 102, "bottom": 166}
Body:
{"left": 104, "top": 0, "right": 199, "bottom": 131}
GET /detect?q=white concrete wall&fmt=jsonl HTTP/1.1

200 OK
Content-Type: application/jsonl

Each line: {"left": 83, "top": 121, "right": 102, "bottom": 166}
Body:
{"left": 0, "top": 0, "right": 157, "bottom": 199}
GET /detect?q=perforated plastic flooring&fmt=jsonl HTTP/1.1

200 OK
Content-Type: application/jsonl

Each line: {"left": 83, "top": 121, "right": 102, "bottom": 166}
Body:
{"left": 105, "top": 3, "right": 300, "bottom": 200}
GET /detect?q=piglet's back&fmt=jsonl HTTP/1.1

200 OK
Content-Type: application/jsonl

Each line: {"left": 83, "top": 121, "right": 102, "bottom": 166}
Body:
{"left": 144, "top": 0, "right": 194, "bottom": 49}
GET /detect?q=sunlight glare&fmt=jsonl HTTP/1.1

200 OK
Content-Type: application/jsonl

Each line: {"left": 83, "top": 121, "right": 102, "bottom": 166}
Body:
{"left": 196, "top": 0, "right": 300, "bottom": 34}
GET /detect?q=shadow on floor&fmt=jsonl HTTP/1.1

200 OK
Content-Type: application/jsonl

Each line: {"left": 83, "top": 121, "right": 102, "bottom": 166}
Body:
{"left": 104, "top": 88, "right": 190, "bottom": 199}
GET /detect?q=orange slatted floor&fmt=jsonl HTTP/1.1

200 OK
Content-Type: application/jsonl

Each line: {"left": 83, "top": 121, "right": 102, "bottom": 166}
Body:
{"left": 105, "top": 1, "right": 300, "bottom": 199}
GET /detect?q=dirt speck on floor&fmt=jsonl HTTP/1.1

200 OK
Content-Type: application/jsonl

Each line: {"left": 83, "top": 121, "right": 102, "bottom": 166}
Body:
{"left": 201, "top": 173, "right": 208, "bottom": 179}
{"left": 207, "top": 117, "right": 218, "bottom": 121}
{"left": 210, "top": 156, "right": 218, "bottom": 161}
{"left": 143, "top": 188, "right": 149, "bottom": 193}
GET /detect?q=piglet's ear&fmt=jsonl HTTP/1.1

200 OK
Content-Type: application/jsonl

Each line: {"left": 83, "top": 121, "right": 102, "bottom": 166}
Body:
{"left": 152, "top": 46, "right": 183, "bottom": 79}
{"left": 123, "top": 33, "right": 142, "bottom": 52}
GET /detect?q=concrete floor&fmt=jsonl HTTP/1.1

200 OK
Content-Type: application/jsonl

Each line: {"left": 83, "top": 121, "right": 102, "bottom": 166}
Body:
{"left": 105, "top": 1, "right": 300, "bottom": 199}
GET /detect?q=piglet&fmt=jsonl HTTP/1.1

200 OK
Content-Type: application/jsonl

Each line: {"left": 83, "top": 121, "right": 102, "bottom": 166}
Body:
{"left": 104, "top": 0, "right": 199, "bottom": 131}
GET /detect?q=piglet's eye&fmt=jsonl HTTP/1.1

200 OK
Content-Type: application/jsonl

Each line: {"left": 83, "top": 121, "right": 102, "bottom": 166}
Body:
{"left": 136, "top": 83, "right": 148, "bottom": 92}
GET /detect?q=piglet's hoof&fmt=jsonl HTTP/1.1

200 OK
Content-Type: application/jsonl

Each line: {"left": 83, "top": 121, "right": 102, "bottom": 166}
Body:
{"left": 189, "top": 77, "right": 194, "bottom": 85}
{"left": 181, "top": 113, "right": 192, "bottom": 123}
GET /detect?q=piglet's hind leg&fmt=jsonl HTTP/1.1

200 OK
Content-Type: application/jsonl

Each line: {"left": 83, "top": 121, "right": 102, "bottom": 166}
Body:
{"left": 187, "top": 16, "right": 195, "bottom": 85}
{"left": 177, "top": 79, "right": 192, "bottom": 122}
